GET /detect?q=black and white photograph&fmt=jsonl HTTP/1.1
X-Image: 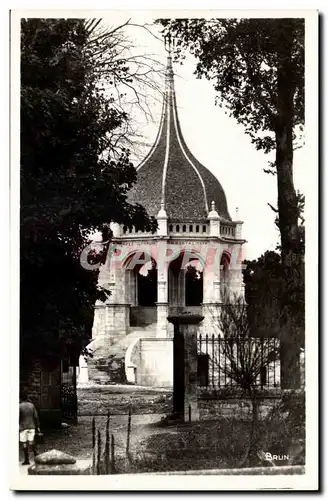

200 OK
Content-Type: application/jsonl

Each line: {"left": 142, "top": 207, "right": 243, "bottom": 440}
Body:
{"left": 9, "top": 8, "right": 318, "bottom": 491}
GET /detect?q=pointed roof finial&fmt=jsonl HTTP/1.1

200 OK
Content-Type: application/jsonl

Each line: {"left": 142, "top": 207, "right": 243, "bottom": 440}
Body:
{"left": 157, "top": 200, "right": 167, "bottom": 219}
{"left": 208, "top": 200, "right": 219, "bottom": 220}
{"left": 235, "top": 206, "right": 239, "bottom": 220}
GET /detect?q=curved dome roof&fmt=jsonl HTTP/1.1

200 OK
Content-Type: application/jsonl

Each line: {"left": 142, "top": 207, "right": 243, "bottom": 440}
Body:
{"left": 128, "top": 56, "right": 231, "bottom": 222}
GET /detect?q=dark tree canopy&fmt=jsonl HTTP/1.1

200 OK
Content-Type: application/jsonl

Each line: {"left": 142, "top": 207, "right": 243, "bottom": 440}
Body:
{"left": 20, "top": 18, "right": 157, "bottom": 362}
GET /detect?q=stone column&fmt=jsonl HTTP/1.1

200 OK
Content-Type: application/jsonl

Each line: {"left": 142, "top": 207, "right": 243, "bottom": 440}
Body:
{"left": 168, "top": 314, "right": 204, "bottom": 422}
{"left": 229, "top": 247, "right": 244, "bottom": 300}
{"left": 202, "top": 251, "right": 221, "bottom": 329}
{"left": 178, "top": 269, "right": 186, "bottom": 307}
{"left": 156, "top": 243, "right": 169, "bottom": 337}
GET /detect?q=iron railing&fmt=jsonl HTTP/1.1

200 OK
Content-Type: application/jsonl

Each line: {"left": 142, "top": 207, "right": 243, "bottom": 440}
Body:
{"left": 197, "top": 334, "right": 280, "bottom": 389}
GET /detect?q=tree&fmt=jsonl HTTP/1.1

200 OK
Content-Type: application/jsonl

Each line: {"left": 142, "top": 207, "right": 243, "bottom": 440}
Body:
{"left": 20, "top": 18, "right": 157, "bottom": 367}
{"left": 157, "top": 18, "right": 305, "bottom": 386}
{"left": 157, "top": 18, "right": 304, "bottom": 260}
{"left": 82, "top": 19, "right": 166, "bottom": 161}
{"left": 216, "top": 294, "right": 280, "bottom": 466}
{"left": 243, "top": 251, "right": 284, "bottom": 338}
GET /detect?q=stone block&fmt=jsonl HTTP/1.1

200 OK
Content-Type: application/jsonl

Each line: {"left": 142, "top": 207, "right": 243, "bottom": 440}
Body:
{"left": 28, "top": 450, "right": 92, "bottom": 475}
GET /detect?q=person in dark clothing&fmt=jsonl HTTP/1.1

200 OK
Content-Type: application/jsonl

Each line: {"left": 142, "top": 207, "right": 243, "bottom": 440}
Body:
{"left": 19, "top": 392, "right": 41, "bottom": 465}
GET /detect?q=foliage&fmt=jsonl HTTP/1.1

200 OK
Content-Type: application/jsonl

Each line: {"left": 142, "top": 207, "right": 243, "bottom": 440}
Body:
{"left": 157, "top": 17, "right": 304, "bottom": 260}
{"left": 243, "top": 250, "right": 304, "bottom": 348}
{"left": 216, "top": 294, "right": 280, "bottom": 466}
{"left": 83, "top": 19, "right": 166, "bottom": 160}
{"left": 157, "top": 17, "right": 306, "bottom": 386}
{"left": 20, "top": 18, "right": 157, "bottom": 363}
{"left": 217, "top": 294, "right": 280, "bottom": 391}
{"left": 157, "top": 18, "right": 304, "bottom": 150}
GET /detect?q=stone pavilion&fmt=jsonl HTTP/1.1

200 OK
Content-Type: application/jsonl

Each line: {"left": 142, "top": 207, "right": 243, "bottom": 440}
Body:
{"left": 86, "top": 54, "right": 246, "bottom": 387}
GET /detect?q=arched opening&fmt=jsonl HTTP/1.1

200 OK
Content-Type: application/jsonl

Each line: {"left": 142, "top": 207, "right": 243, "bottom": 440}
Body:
{"left": 168, "top": 250, "right": 203, "bottom": 312}
{"left": 185, "top": 261, "right": 203, "bottom": 306}
{"left": 137, "top": 260, "right": 157, "bottom": 307}
{"left": 124, "top": 252, "right": 157, "bottom": 326}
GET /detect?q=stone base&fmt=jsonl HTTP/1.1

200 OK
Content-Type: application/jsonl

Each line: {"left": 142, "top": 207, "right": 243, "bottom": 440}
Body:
{"left": 92, "top": 303, "right": 130, "bottom": 341}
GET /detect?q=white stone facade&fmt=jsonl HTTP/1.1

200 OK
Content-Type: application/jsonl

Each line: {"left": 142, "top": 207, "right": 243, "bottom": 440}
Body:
{"left": 92, "top": 209, "right": 245, "bottom": 344}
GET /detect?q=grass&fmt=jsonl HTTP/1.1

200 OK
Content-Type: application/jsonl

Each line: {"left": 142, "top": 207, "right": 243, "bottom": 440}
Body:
{"left": 119, "top": 415, "right": 305, "bottom": 473}
{"left": 26, "top": 388, "right": 304, "bottom": 475}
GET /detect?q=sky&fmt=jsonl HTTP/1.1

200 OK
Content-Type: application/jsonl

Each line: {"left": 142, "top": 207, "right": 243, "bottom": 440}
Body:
{"left": 100, "top": 15, "right": 307, "bottom": 261}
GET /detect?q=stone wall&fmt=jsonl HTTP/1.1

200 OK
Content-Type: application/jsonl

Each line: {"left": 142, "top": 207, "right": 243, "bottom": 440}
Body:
{"left": 20, "top": 357, "right": 62, "bottom": 428}
{"left": 135, "top": 339, "right": 173, "bottom": 387}
{"left": 198, "top": 389, "right": 284, "bottom": 421}
{"left": 92, "top": 304, "right": 130, "bottom": 342}
{"left": 20, "top": 359, "right": 42, "bottom": 405}
{"left": 130, "top": 306, "right": 156, "bottom": 326}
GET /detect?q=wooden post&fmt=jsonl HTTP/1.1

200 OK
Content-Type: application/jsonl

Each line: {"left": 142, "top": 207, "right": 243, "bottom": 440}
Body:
{"left": 72, "top": 364, "right": 78, "bottom": 424}
{"left": 97, "top": 430, "right": 101, "bottom": 475}
{"left": 126, "top": 406, "right": 132, "bottom": 458}
{"left": 92, "top": 418, "right": 96, "bottom": 474}
{"left": 105, "top": 413, "right": 110, "bottom": 474}
{"left": 110, "top": 434, "right": 115, "bottom": 474}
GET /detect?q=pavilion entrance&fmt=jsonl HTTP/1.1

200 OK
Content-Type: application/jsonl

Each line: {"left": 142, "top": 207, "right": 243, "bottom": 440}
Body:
{"left": 168, "top": 251, "right": 203, "bottom": 316}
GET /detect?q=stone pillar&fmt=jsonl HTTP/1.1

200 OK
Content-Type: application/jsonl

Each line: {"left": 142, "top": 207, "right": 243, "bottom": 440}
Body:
{"left": 78, "top": 355, "right": 89, "bottom": 385}
{"left": 156, "top": 202, "right": 168, "bottom": 236}
{"left": 208, "top": 201, "right": 220, "bottom": 237}
{"left": 235, "top": 221, "right": 243, "bottom": 239}
{"left": 28, "top": 450, "right": 91, "bottom": 475}
{"left": 109, "top": 222, "right": 121, "bottom": 238}
{"left": 168, "top": 314, "right": 204, "bottom": 422}
{"left": 156, "top": 268, "right": 168, "bottom": 337}
{"left": 178, "top": 269, "right": 186, "bottom": 306}
{"left": 202, "top": 253, "right": 221, "bottom": 329}
{"left": 157, "top": 242, "right": 169, "bottom": 337}
{"left": 229, "top": 246, "right": 244, "bottom": 300}
{"left": 234, "top": 208, "right": 243, "bottom": 240}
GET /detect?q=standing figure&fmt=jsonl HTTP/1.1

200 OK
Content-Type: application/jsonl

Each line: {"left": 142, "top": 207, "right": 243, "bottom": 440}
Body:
{"left": 19, "top": 392, "right": 40, "bottom": 465}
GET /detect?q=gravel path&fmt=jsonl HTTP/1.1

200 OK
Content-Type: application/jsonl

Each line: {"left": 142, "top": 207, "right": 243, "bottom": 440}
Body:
{"left": 19, "top": 385, "right": 173, "bottom": 472}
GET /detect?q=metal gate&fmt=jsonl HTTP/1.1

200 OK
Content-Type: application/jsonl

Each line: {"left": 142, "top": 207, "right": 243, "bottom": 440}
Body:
{"left": 61, "top": 361, "right": 78, "bottom": 422}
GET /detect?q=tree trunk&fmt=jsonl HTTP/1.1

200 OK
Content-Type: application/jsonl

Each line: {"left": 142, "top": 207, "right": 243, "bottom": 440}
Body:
{"left": 275, "top": 34, "right": 302, "bottom": 389}
{"left": 275, "top": 46, "right": 299, "bottom": 260}
{"left": 240, "top": 389, "right": 259, "bottom": 467}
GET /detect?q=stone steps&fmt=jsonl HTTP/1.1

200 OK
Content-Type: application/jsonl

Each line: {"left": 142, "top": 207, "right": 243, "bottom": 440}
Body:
{"left": 88, "top": 325, "right": 157, "bottom": 384}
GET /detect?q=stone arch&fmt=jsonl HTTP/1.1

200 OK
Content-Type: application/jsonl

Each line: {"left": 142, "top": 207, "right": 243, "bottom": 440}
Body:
{"left": 168, "top": 248, "right": 204, "bottom": 309}
{"left": 123, "top": 250, "right": 158, "bottom": 326}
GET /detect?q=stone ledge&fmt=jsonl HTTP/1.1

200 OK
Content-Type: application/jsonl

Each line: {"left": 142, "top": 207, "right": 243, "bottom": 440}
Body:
{"left": 198, "top": 387, "right": 295, "bottom": 400}
{"left": 148, "top": 465, "right": 305, "bottom": 475}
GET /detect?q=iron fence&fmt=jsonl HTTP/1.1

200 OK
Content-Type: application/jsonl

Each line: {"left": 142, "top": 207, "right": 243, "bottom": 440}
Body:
{"left": 61, "top": 382, "right": 78, "bottom": 422}
{"left": 197, "top": 334, "right": 280, "bottom": 389}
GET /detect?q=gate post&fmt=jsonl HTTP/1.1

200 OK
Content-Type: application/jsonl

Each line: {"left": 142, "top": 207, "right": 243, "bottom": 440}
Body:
{"left": 168, "top": 314, "right": 203, "bottom": 422}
